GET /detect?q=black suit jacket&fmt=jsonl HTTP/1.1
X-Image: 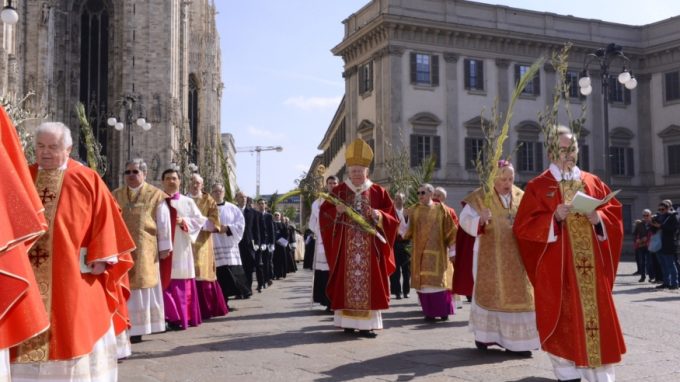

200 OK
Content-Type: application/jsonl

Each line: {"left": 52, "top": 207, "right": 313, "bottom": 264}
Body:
{"left": 261, "top": 212, "right": 275, "bottom": 246}
{"left": 239, "top": 206, "right": 260, "bottom": 265}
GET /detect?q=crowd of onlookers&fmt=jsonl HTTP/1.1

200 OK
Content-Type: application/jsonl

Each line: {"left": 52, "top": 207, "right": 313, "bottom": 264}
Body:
{"left": 632, "top": 199, "right": 680, "bottom": 289}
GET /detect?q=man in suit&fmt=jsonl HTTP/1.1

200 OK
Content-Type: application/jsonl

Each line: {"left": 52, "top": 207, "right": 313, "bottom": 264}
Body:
{"left": 235, "top": 191, "right": 260, "bottom": 298}
{"left": 256, "top": 199, "right": 275, "bottom": 291}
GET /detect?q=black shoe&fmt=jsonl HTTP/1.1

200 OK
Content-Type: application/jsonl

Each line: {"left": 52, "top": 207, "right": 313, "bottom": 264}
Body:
{"left": 638, "top": 276, "right": 646, "bottom": 282}
{"left": 505, "top": 349, "right": 532, "bottom": 357}
{"left": 166, "top": 322, "right": 183, "bottom": 331}
{"left": 267, "top": 280, "right": 273, "bottom": 286}
{"left": 440, "top": 315, "right": 449, "bottom": 321}
{"left": 403, "top": 294, "right": 409, "bottom": 298}
{"left": 343, "top": 328, "right": 355, "bottom": 335}
{"left": 130, "top": 335, "right": 142, "bottom": 344}
{"left": 669, "top": 286, "right": 679, "bottom": 290}
{"left": 558, "top": 379, "right": 581, "bottom": 382}
{"left": 424, "top": 316, "right": 437, "bottom": 322}
{"left": 656, "top": 284, "right": 669, "bottom": 289}
{"left": 359, "top": 330, "right": 377, "bottom": 338}
{"left": 395, "top": 294, "right": 401, "bottom": 300}
{"left": 475, "top": 341, "right": 488, "bottom": 350}
{"left": 466, "top": 295, "right": 472, "bottom": 302}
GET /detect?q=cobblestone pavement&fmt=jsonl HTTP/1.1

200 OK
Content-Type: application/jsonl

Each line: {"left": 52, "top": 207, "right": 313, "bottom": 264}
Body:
{"left": 120, "top": 260, "right": 680, "bottom": 381}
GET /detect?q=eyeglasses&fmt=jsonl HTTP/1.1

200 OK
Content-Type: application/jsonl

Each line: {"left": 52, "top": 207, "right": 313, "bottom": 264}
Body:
{"left": 658, "top": 207, "right": 667, "bottom": 212}
{"left": 124, "top": 169, "right": 140, "bottom": 175}
{"left": 417, "top": 191, "right": 427, "bottom": 195}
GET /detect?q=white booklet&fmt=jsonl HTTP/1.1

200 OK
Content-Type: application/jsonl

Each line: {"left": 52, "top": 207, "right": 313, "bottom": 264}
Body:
{"left": 276, "top": 237, "right": 289, "bottom": 247}
{"left": 571, "top": 189, "right": 621, "bottom": 214}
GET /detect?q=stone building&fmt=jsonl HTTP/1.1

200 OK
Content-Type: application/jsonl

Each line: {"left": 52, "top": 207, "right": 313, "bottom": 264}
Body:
{"left": 317, "top": 0, "right": 680, "bottom": 232}
{"left": 0, "top": 0, "right": 224, "bottom": 188}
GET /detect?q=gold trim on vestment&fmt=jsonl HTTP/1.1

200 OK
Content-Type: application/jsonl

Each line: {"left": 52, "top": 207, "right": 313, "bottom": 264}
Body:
{"left": 191, "top": 193, "right": 219, "bottom": 281}
{"left": 341, "top": 310, "right": 371, "bottom": 319}
{"left": 343, "top": 191, "right": 372, "bottom": 310}
{"left": 467, "top": 187, "right": 534, "bottom": 312}
{"left": 15, "top": 169, "right": 65, "bottom": 362}
{"left": 563, "top": 180, "right": 602, "bottom": 367}
{"left": 407, "top": 204, "right": 454, "bottom": 289}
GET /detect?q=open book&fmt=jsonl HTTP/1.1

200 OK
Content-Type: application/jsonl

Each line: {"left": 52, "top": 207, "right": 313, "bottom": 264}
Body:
{"left": 571, "top": 189, "right": 621, "bottom": 214}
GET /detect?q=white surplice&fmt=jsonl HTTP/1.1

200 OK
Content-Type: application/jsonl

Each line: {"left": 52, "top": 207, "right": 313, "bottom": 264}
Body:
{"left": 169, "top": 195, "right": 206, "bottom": 279}
{"left": 213, "top": 202, "right": 245, "bottom": 267}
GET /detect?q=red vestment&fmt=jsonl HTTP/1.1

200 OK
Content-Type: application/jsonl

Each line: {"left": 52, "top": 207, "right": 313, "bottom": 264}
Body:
{"left": 319, "top": 182, "right": 398, "bottom": 311}
{"left": 16, "top": 159, "right": 135, "bottom": 361}
{"left": 0, "top": 107, "right": 49, "bottom": 350}
{"left": 452, "top": 202, "right": 475, "bottom": 296}
{"left": 513, "top": 169, "right": 625, "bottom": 367}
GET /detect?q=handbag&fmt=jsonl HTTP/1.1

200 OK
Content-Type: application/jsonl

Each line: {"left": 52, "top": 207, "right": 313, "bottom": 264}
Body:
{"left": 648, "top": 231, "right": 662, "bottom": 253}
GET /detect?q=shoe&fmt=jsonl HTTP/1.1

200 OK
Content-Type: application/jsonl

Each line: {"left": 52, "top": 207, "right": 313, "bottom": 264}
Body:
{"left": 130, "top": 335, "right": 142, "bottom": 344}
{"left": 475, "top": 341, "right": 488, "bottom": 350}
{"left": 257, "top": 287, "right": 262, "bottom": 293}
{"left": 669, "top": 286, "right": 679, "bottom": 290}
{"left": 267, "top": 280, "right": 273, "bottom": 286}
{"left": 424, "top": 316, "right": 437, "bottom": 322}
{"left": 324, "top": 306, "right": 333, "bottom": 314}
{"left": 395, "top": 294, "right": 401, "bottom": 300}
{"left": 558, "top": 379, "right": 581, "bottom": 382}
{"left": 166, "top": 322, "right": 183, "bottom": 331}
{"left": 440, "top": 315, "right": 449, "bottom": 321}
{"left": 242, "top": 294, "right": 251, "bottom": 299}
{"left": 359, "top": 330, "right": 377, "bottom": 338}
{"left": 343, "top": 328, "right": 355, "bottom": 335}
{"left": 639, "top": 276, "right": 646, "bottom": 282}
{"left": 465, "top": 295, "right": 472, "bottom": 302}
{"left": 505, "top": 349, "right": 532, "bottom": 357}
{"left": 404, "top": 294, "right": 409, "bottom": 299}
{"left": 656, "top": 284, "right": 669, "bottom": 289}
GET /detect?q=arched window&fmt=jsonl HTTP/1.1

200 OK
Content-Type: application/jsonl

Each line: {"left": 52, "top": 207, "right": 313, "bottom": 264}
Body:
{"left": 188, "top": 74, "right": 199, "bottom": 164}
{"left": 79, "top": 0, "right": 110, "bottom": 159}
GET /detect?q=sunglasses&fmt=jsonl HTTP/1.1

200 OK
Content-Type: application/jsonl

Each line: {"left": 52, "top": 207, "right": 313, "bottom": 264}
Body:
{"left": 124, "top": 169, "right": 140, "bottom": 175}
{"left": 417, "top": 191, "right": 427, "bottom": 195}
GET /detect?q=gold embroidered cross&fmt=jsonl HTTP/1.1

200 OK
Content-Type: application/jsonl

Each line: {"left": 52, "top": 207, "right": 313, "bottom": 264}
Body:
{"left": 575, "top": 257, "right": 593, "bottom": 277}
{"left": 29, "top": 246, "right": 49, "bottom": 268}
{"left": 38, "top": 187, "right": 56, "bottom": 204}
{"left": 585, "top": 318, "right": 599, "bottom": 340}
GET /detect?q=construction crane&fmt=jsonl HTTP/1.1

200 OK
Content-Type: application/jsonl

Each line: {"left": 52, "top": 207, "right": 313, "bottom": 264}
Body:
{"left": 235, "top": 145, "right": 283, "bottom": 196}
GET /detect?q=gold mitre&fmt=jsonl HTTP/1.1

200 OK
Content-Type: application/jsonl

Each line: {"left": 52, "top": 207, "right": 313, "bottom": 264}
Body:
{"left": 345, "top": 138, "right": 374, "bottom": 167}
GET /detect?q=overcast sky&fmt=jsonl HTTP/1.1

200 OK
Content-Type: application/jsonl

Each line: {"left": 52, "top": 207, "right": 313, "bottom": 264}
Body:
{"left": 215, "top": 0, "right": 680, "bottom": 197}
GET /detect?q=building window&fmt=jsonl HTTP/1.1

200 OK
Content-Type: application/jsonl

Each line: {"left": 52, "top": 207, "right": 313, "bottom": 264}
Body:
{"left": 579, "top": 144, "right": 590, "bottom": 171}
{"left": 665, "top": 71, "right": 680, "bottom": 102}
{"left": 358, "top": 61, "right": 373, "bottom": 95}
{"left": 464, "top": 138, "right": 484, "bottom": 170}
{"left": 464, "top": 59, "right": 484, "bottom": 91}
{"left": 565, "top": 71, "right": 580, "bottom": 98}
{"left": 609, "top": 146, "right": 634, "bottom": 176}
{"left": 608, "top": 76, "right": 631, "bottom": 104}
{"left": 188, "top": 74, "right": 199, "bottom": 164}
{"left": 410, "top": 52, "right": 439, "bottom": 86}
{"left": 669, "top": 144, "right": 680, "bottom": 175}
{"left": 515, "top": 64, "right": 540, "bottom": 96}
{"left": 410, "top": 134, "right": 441, "bottom": 168}
{"left": 516, "top": 141, "right": 543, "bottom": 173}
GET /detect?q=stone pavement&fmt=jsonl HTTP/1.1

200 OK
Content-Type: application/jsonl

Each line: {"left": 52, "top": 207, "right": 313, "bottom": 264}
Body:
{"left": 120, "top": 260, "right": 680, "bottom": 382}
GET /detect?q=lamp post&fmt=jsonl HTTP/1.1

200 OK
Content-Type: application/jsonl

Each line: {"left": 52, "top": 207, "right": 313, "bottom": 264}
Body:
{"left": 578, "top": 43, "right": 637, "bottom": 184}
{"left": 106, "top": 95, "right": 151, "bottom": 161}
{"left": 1, "top": 0, "right": 18, "bottom": 25}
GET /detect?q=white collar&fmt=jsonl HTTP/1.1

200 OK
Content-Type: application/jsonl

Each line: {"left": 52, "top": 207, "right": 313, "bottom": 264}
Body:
{"left": 127, "top": 183, "right": 144, "bottom": 192}
{"left": 549, "top": 163, "right": 581, "bottom": 181}
{"left": 343, "top": 179, "right": 373, "bottom": 194}
{"left": 39, "top": 160, "right": 68, "bottom": 171}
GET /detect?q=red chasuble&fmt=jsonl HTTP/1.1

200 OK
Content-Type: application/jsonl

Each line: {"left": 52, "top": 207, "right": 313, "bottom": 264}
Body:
{"left": 319, "top": 182, "right": 398, "bottom": 311}
{"left": 513, "top": 169, "right": 625, "bottom": 367}
{"left": 0, "top": 107, "right": 49, "bottom": 350}
{"left": 17, "top": 159, "right": 135, "bottom": 361}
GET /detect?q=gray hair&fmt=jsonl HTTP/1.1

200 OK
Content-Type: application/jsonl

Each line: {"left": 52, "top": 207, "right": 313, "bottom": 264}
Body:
{"left": 420, "top": 183, "right": 434, "bottom": 193}
{"left": 35, "top": 122, "right": 73, "bottom": 149}
{"left": 642, "top": 209, "right": 652, "bottom": 215}
{"left": 434, "top": 186, "right": 447, "bottom": 199}
{"left": 394, "top": 191, "right": 405, "bottom": 199}
{"left": 212, "top": 183, "right": 225, "bottom": 192}
{"left": 125, "top": 158, "right": 147, "bottom": 173}
{"left": 190, "top": 173, "right": 204, "bottom": 183}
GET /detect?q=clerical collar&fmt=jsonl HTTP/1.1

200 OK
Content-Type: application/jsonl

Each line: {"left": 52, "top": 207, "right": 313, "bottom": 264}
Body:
{"left": 549, "top": 163, "right": 581, "bottom": 182}
{"left": 217, "top": 202, "right": 225, "bottom": 206}
{"left": 343, "top": 178, "right": 373, "bottom": 194}
{"left": 188, "top": 192, "right": 201, "bottom": 199}
{"left": 38, "top": 160, "right": 68, "bottom": 171}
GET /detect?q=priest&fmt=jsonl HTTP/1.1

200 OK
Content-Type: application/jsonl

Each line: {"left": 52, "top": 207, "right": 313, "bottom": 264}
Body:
{"left": 513, "top": 126, "right": 625, "bottom": 382}
{"left": 319, "top": 138, "right": 398, "bottom": 338}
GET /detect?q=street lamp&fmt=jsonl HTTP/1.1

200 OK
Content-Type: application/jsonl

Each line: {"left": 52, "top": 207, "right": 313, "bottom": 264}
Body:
{"left": 1, "top": 0, "right": 18, "bottom": 25}
{"left": 578, "top": 43, "right": 637, "bottom": 184}
{"left": 106, "top": 95, "right": 151, "bottom": 160}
